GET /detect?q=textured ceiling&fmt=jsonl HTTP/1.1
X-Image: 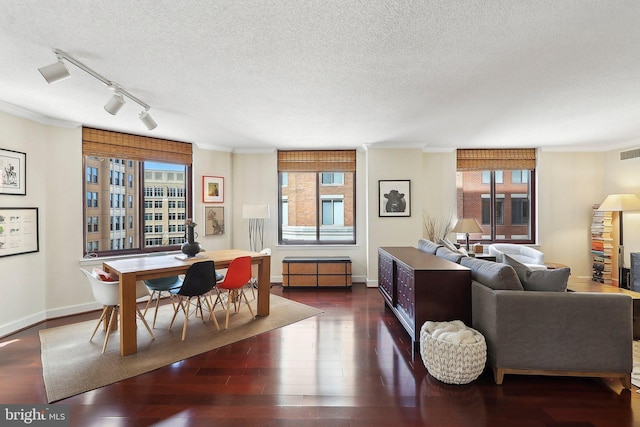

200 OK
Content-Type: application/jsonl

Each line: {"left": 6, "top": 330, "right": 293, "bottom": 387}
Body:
{"left": 1, "top": 1, "right": 639, "bottom": 152}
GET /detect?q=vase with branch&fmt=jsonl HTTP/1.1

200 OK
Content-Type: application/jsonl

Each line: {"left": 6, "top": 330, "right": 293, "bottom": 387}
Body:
{"left": 422, "top": 210, "right": 454, "bottom": 243}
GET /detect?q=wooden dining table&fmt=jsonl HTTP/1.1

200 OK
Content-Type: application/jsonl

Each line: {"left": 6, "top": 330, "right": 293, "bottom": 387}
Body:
{"left": 102, "top": 249, "right": 271, "bottom": 355}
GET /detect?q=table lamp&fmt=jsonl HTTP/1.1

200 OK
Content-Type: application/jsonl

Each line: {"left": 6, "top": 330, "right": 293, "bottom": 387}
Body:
{"left": 452, "top": 218, "right": 483, "bottom": 251}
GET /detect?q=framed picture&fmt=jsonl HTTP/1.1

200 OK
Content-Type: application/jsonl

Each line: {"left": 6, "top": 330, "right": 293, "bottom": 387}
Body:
{"left": 379, "top": 180, "right": 411, "bottom": 217}
{"left": 202, "top": 176, "right": 224, "bottom": 203}
{"left": 205, "top": 206, "right": 225, "bottom": 236}
{"left": 0, "top": 148, "right": 26, "bottom": 195}
{"left": 0, "top": 207, "right": 39, "bottom": 257}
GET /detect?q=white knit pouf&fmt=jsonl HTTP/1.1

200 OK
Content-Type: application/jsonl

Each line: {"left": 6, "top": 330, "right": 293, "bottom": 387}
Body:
{"left": 420, "top": 320, "right": 487, "bottom": 385}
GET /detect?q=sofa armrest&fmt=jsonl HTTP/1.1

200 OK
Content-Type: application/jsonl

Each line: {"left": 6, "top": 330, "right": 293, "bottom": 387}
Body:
{"left": 472, "top": 282, "right": 633, "bottom": 372}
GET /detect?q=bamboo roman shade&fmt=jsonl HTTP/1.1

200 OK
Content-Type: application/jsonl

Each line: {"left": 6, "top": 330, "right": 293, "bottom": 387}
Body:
{"left": 456, "top": 148, "right": 536, "bottom": 170}
{"left": 82, "top": 127, "right": 192, "bottom": 165}
{"left": 278, "top": 150, "right": 356, "bottom": 172}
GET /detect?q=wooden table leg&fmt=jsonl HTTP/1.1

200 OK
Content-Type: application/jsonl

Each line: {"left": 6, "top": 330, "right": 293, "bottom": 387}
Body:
{"left": 119, "top": 272, "right": 138, "bottom": 355}
{"left": 256, "top": 256, "right": 271, "bottom": 317}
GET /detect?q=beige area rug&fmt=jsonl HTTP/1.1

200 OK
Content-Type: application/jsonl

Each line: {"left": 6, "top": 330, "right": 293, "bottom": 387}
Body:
{"left": 40, "top": 294, "right": 322, "bottom": 403}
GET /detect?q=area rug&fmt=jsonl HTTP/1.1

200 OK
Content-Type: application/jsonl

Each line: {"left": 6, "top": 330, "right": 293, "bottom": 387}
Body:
{"left": 40, "top": 294, "right": 322, "bottom": 403}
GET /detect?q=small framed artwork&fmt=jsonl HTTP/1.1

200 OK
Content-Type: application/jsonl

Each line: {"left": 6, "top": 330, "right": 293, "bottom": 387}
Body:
{"left": 0, "top": 148, "right": 26, "bottom": 195}
{"left": 202, "top": 176, "right": 224, "bottom": 203}
{"left": 0, "top": 207, "right": 39, "bottom": 257}
{"left": 379, "top": 180, "right": 411, "bottom": 217}
{"left": 205, "top": 206, "right": 224, "bottom": 236}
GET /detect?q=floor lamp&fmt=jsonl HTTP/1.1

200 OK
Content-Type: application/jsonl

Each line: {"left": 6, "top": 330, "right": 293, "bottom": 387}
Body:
{"left": 452, "top": 218, "right": 483, "bottom": 252}
{"left": 242, "top": 204, "right": 271, "bottom": 252}
{"left": 597, "top": 194, "right": 640, "bottom": 287}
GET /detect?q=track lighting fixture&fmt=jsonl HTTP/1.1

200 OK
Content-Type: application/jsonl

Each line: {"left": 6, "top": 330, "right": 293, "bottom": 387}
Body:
{"left": 38, "top": 59, "right": 70, "bottom": 83}
{"left": 104, "top": 91, "right": 125, "bottom": 115}
{"left": 39, "top": 48, "right": 158, "bottom": 130}
{"left": 139, "top": 110, "right": 157, "bottom": 130}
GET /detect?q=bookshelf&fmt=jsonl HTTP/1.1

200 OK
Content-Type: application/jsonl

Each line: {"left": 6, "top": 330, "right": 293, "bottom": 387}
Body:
{"left": 590, "top": 204, "right": 619, "bottom": 285}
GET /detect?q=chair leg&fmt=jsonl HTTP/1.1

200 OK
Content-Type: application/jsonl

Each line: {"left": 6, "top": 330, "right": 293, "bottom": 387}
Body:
{"left": 203, "top": 294, "right": 220, "bottom": 330}
{"left": 225, "top": 290, "right": 232, "bottom": 329}
{"left": 169, "top": 298, "right": 186, "bottom": 330}
{"left": 102, "top": 307, "right": 118, "bottom": 353}
{"left": 151, "top": 293, "right": 162, "bottom": 328}
{"left": 182, "top": 298, "right": 191, "bottom": 341}
{"left": 90, "top": 307, "right": 110, "bottom": 342}
{"left": 240, "top": 289, "right": 255, "bottom": 319}
{"left": 143, "top": 290, "right": 157, "bottom": 317}
{"left": 136, "top": 307, "right": 155, "bottom": 340}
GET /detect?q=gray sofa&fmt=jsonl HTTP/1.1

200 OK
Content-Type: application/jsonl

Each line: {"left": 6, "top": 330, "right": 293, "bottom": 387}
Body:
{"left": 416, "top": 238, "right": 633, "bottom": 388}
{"left": 463, "top": 256, "right": 632, "bottom": 388}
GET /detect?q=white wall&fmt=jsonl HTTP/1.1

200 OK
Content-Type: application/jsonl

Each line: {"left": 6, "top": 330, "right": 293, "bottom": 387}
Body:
{"left": 3, "top": 107, "right": 640, "bottom": 336}
{"left": 0, "top": 111, "right": 85, "bottom": 335}
{"left": 536, "top": 150, "right": 604, "bottom": 278}
{"left": 192, "top": 145, "right": 233, "bottom": 251}
{"left": 365, "top": 147, "right": 425, "bottom": 283}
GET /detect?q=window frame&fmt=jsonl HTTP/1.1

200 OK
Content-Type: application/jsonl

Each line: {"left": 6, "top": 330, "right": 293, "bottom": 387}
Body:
{"left": 277, "top": 150, "right": 356, "bottom": 246}
{"left": 81, "top": 127, "right": 193, "bottom": 257}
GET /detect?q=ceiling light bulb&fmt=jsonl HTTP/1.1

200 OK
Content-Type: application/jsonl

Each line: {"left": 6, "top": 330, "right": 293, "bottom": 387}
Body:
{"left": 139, "top": 110, "right": 157, "bottom": 130}
{"left": 38, "top": 60, "right": 70, "bottom": 84}
{"left": 104, "top": 92, "right": 125, "bottom": 115}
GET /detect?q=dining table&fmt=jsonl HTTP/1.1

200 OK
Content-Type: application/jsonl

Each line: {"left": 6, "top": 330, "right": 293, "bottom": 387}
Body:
{"left": 102, "top": 249, "right": 271, "bottom": 355}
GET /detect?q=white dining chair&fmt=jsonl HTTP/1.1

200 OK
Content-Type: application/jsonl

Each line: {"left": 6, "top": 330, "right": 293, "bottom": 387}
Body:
{"left": 80, "top": 269, "right": 154, "bottom": 353}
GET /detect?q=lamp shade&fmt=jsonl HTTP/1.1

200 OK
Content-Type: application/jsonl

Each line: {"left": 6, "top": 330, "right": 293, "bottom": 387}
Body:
{"left": 452, "top": 218, "right": 483, "bottom": 234}
{"left": 597, "top": 194, "right": 640, "bottom": 212}
{"left": 242, "top": 204, "right": 270, "bottom": 219}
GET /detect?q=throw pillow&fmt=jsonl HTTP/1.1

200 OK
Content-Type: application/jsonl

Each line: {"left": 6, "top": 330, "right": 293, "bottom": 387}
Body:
{"left": 92, "top": 268, "right": 116, "bottom": 282}
{"left": 439, "top": 238, "right": 468, "bottom": 256}
{"left": 503, "top": 254, "right": 570, "bottom": 292}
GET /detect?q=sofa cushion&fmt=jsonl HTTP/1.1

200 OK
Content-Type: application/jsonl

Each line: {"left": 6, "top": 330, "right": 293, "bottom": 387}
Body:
{"left": 439, "top": 238, "right": 468, "bottom": 256}
{"left": 417, "top": 238, "right": 443, "bottom": 255}
{"left": 460, "top": 256, "right": 523, "bottom": 290}
{"left": 436, "top": 246, "right": 464, "bottom": 263}
{"left": 504, "top": 255, "right": 570, "bottom": 292}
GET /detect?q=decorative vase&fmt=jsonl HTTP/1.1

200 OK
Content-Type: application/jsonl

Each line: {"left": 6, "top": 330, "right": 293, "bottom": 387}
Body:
{"left": 181, "top": 224, "right": 201, "bottom": 257}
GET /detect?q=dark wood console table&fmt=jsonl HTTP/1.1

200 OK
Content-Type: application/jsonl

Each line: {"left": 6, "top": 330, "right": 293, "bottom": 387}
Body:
{"left": 378, "top": 247, "right": 472, "bottom": 349}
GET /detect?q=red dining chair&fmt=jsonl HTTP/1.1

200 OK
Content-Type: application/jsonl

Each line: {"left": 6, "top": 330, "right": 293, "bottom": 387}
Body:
{"left": 211, "top": 256, "right": 254, "bottom": 329}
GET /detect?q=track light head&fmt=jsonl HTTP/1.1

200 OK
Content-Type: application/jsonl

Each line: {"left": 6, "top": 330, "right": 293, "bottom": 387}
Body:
{"left": 104, "top": 92, "right": 125, "bottom": 115}
{"left": 139, "top": 110, "right": 157, "bottom": 130}
{"left": 38, "top": 60, "right": 70, "bottom": 84}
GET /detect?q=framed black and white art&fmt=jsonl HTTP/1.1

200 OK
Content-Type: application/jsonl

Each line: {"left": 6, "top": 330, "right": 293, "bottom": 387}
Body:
{"left": 0, "top": 148, "right": 26, "bottom": 195}
{"left": 379, "top": 180, "right": 411, "bottom": 217}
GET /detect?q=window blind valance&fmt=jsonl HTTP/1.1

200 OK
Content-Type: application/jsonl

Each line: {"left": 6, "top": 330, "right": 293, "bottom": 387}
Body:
{"left": 456, "top": 148, "right": 536, "bottom": 170}
{"left": 278, "top": 150, "right": 356, "bottom": 172}
{"left": 82, "top": 127, "right": 193, "bottom": 165}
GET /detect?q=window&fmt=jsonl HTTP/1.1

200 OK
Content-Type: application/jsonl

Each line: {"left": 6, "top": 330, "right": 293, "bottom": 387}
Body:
{"left": 321, "top": 197, "right": 344, "bottom": 225}
{"left": 456, "top": 149, "right": 536, "bottom": 243}
{"left": 321, "top": 172, "right": 344, "bottom": 185}
{"left": 511, "top": 195, "right": 529, "bottom": 225}
{"left": 278, "top": 150, "right": 356, "bottom": 244}
{"left": 82, "top": 127, "right": 192, "bottom": 257}
{"left": 86, "top": 167, "right": 98, "bottom": 183}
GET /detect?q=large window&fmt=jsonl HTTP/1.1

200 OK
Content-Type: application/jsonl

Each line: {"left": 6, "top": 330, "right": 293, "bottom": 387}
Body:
{"left": 82, "top": 128, "right": 192, "bottom": 257}
{"left": 456, "top": 149, "right": 536, "bottom": 244}
{"left": 278, "top": 150, "right": 356, "bottom": 244}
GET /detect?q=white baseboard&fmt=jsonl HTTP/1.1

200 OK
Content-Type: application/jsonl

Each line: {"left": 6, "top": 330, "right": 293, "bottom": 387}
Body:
{"left": 0, "top": 301, "right": 103, "bottom": 338}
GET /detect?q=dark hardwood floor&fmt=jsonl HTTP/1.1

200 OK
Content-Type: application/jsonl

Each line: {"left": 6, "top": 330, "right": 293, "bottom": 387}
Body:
{"left": 1, "top": 284, "right": 638, "bottom": 426}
